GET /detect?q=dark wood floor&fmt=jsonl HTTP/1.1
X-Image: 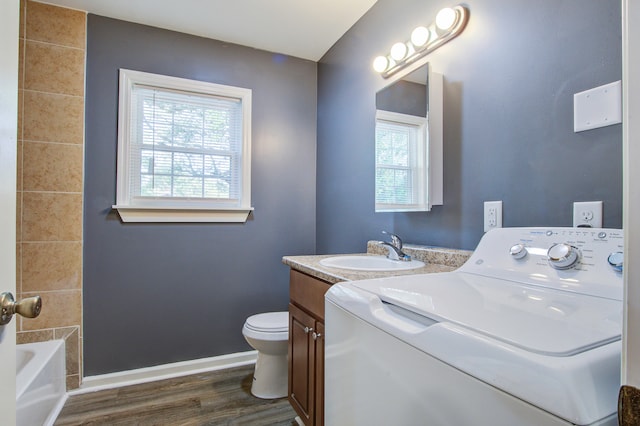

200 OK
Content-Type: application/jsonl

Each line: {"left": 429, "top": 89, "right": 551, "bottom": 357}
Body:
{"left": 55, "top": 365, "right": 298, "bottom": 426}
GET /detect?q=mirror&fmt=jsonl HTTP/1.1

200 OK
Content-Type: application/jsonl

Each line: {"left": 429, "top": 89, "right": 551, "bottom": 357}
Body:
{"left": 374, "top": 63, "right": 443, "bottom": 212}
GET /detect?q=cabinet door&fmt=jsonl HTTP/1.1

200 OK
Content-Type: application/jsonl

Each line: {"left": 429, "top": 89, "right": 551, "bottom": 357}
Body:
{"left": 314, "top": 321, "right": 325, "bottom": 426}
{"left": 289, "top": 303, "right": 315, "bottom": 424}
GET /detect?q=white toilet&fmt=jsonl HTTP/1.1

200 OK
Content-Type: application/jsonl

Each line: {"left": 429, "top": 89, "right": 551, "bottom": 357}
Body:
{"left": 242, "top": 311, "right": 289, "bottom": 399}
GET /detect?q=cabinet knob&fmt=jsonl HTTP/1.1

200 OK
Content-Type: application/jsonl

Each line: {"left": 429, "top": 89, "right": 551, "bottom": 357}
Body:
{"left": 312, "top": 332, "right": 322, "bottom": 340}
{"left": 304, "top": 326, "right": 314, "bottom": 334}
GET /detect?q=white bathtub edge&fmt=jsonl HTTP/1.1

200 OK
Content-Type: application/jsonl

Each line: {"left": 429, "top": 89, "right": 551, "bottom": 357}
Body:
{"left": 16, "top": 340, "right": 66, "bottom": 426}
{"left": 73, "top": 350, "right": 258, "bottom": 395}
{"left": 16, "top": 340, "right": 65, "bottom": 400}
{"left": 44, "top": 392, "right": 68, "bottom": 426}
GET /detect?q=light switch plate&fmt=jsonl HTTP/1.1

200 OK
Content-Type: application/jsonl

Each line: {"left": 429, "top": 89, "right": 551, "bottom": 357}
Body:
{"left": 573, "top": 201, "right": 603, "bottom": 228}
{"left": 574, "top": 81, "right": 622, "bottom": 132}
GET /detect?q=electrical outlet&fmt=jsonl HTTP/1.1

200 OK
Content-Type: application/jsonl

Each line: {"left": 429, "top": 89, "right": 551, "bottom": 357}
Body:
{"left": 573, "top": 201, "right": 603, "bottom": 228}
{"left": 484, "top": 201, "right": 503, "bottom": 232}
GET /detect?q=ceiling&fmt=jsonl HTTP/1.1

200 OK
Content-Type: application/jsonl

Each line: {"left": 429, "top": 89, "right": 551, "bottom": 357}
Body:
{"left": 40, "top": 0, "right": 378, "bottom": 61}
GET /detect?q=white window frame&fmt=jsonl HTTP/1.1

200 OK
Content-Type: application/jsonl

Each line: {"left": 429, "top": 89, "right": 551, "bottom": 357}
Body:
{"left": 113, "top": 69, "right": 253, "bottom": 223}
{"left": 375, "top": 109, "right": 429, "bottom": 212}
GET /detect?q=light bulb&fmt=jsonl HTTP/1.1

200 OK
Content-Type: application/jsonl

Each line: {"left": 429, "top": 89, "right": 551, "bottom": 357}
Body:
{"left": 390, "top": 42, "right": 408, "bottom": 61}
{"left": 411, "top": 26, "right": 431, "bottom": 47}
{"left": 372, "top": 56, "right": 389, "bottom": 73}
{"left": 436, "top": 7, "right": 457, "bottom": 31}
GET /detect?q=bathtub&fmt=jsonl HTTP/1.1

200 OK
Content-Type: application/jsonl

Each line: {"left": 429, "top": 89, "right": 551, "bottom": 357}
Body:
{"left": 16, "top": 340, "right": 67, "bottom": 426}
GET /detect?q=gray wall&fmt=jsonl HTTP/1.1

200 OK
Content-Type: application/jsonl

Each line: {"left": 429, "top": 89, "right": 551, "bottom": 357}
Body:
{"left": 317, "top": 0, "right": 622, "bottom": 252}
{"left": 84, "top": 15, "right": 317, "bottom": 375}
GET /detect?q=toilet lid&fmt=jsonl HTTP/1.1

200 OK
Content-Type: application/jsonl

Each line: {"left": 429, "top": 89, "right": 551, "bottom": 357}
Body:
{"left": 245, "top": 311, "right": 289, "bottom": 332}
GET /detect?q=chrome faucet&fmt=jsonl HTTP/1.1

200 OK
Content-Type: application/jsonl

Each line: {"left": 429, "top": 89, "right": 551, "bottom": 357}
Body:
{"left": 380, "top": 231, "right": 412, "bottom": 261}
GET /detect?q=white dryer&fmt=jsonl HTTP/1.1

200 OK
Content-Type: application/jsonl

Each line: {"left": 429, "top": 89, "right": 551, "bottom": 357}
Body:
{"left": 325, "top": 227, "right": 623, "bottom": 426}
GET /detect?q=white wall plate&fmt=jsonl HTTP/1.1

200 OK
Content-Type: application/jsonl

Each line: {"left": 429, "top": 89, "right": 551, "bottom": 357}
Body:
{"left": 574, "top": 81, "right": 622, "bottom": 132}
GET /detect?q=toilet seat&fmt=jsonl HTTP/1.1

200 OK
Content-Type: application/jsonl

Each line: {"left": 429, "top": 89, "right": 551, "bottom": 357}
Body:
{"left": 244, "top": 312, "right": 289, "bottom": 333}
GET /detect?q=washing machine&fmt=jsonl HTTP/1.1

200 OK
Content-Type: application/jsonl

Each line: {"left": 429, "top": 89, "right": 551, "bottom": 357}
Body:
{"left": 325, "top": 227, "right": 623, "bottom": 426}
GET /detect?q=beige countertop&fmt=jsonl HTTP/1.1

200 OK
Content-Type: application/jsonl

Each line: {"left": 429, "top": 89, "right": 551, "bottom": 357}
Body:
{"left": 282, "top": 242, "right": 473, "bottom": 284}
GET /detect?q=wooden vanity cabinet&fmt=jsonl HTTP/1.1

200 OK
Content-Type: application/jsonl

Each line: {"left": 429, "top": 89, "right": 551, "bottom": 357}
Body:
{"left": 288, "top": 269, "right": 331, "bottom": 426}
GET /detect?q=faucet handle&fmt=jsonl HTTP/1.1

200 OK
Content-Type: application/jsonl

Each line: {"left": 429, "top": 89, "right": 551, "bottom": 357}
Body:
{"left": 382, "top": 231, "right": 403, "bottom": 249}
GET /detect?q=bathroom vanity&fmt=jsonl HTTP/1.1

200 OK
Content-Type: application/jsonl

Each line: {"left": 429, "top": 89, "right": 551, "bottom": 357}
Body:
{"left": 283, "top": 243, "right": 471, "bottom": 426}
{"left": 288, "top": 269, "right": 329, "bottom": 426}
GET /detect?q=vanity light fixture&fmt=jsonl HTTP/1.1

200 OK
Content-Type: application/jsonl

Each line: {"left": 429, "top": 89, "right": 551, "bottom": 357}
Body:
{"left": 435, "top": 7, "right": 458, "bottom": 31}
{"left": 373, "top": 5, "right": 469, "bottom": 78}
{"left": 390, "top": 42, "right": 410, "bottom": 61}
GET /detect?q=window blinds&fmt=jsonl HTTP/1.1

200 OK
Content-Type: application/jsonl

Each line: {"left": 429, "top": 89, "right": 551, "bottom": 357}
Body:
{"left": 375, "top": 119, "right": 417, "bottom": 205}
{"left": 129, "top": 85, "right": 244, "bottom": 205}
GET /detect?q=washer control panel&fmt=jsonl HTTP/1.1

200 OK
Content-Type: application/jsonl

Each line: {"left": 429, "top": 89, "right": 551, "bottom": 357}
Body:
{"left": 460, "top": 227, "right": 624, "bottom": 300}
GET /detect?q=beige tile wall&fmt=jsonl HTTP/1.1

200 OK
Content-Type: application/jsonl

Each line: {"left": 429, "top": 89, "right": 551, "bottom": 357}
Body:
{"left": 16, "top": 0, "right": 86, "bottom": 390}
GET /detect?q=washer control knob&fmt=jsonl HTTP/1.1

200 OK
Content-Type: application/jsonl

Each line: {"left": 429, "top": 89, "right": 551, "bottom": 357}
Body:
{"left": 607, "top": 251, "right": 624, "bottom": 272}
{"left": 547, "top": 243, "right": 580, "bottom": 270}
{"left": 509, "top": 243, "right": 527, "bottom": 260}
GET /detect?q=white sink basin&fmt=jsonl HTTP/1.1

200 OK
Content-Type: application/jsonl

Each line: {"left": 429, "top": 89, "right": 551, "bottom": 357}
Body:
{"left": 319, "top": 255, "right": 425, "bottom": 272}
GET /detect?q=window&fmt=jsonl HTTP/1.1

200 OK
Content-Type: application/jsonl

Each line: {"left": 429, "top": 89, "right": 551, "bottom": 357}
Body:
{"left": 375, "top": 110, "right": 429, "bottom": 212}
{"left": 113, "top": 69, "right": 252, "bottom": 222}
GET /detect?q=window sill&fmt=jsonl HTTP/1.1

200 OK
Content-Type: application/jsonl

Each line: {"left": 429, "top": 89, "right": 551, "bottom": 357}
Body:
{"left": 375, "top": 206, "right": 431, "bottom": 213}
{"left": 112, "top": 205, "right": 254, "bottom": 223}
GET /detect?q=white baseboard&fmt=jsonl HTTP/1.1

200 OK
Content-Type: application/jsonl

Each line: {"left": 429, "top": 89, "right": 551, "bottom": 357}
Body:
{"left": 71, "top": 350, "right": 257, "bottom": 395}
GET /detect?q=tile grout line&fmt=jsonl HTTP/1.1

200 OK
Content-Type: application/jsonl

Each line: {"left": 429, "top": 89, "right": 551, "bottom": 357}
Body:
{"left": 21, "top": 88, "right": 84, "bottom": 99}
{"left": 21, "top": 139, "right": 85, "bottom": 147}
{"left": 23, "top": 37, "right": 85, "bottom": 53}
{"left": 21, "top": 190, "right": 83, "bottom": 195}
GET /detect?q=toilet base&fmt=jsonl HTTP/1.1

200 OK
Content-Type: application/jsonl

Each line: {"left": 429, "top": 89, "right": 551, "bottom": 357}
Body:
{"left": 250, "top": 352, "right": 288, "bottom": 399}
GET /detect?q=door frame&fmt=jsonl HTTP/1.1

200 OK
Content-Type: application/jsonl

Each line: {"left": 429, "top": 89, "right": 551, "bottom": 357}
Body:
{"left": 0, "top": 0, "right": 20, "bottom": 422}
{"left": 622, "top": 0, "right": 640, "bottom": 386}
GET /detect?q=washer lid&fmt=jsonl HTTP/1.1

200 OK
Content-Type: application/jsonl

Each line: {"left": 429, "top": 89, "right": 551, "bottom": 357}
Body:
{"left": 245, "top": 312, "right": 289, "bottom": 332}
{"left": 352, "top": 272, "right": 622, "bottom": 356}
